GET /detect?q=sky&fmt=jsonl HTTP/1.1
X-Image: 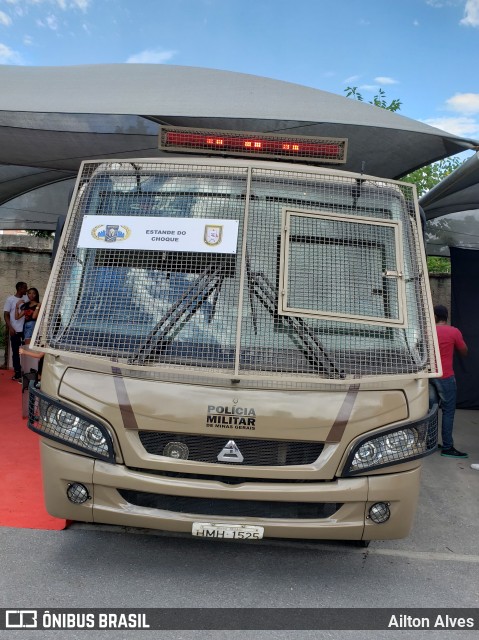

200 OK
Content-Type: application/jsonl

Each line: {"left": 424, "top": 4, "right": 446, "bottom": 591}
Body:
{"left": 0, "top": 0, "right": 479, "bottom": 141}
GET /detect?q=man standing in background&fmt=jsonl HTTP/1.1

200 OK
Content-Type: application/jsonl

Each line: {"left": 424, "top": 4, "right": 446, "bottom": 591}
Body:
{"left": 430, "top": 304, "right": 468, "bottom": 459}
{"left": 3, "top": 281, "right": 28, "bottom": 382}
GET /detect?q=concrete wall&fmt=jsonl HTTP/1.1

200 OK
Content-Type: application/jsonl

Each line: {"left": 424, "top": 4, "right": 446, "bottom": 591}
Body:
{"left": 0, "top": 235, "right": 53, "bottom": 305}
{"left": 429, "top": 273, "right": 451, "bottom": 309}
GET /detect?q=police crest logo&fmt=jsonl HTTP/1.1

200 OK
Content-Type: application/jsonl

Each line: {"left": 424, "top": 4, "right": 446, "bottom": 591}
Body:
{"left": 105, "top": 224, "right": 120, "bottom": 242}
{"left": 90, "top": 224, "right": 131, "bottom": 243}
{"left": 204, "top": 224, "right": 223, "bottom": 247}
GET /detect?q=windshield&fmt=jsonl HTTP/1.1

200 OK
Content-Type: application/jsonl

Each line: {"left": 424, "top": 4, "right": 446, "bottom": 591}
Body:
{"left": 38, "top": 162, "right": 436, "bottom": 381}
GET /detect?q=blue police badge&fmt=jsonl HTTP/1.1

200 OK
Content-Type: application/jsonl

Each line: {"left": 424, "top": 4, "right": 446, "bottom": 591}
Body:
{"left": 105, "top": 225, "right": 120, "bottom": 242}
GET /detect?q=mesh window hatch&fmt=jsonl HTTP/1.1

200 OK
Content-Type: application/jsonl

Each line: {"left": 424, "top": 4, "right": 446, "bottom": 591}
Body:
{"left": 279, "top": 210, "right": 406, "bottom": 327}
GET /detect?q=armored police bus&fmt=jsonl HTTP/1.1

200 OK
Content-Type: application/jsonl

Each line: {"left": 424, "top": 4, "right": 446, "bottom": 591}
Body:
{"left": 28, "top": 125, "right": 440, "bottom": 543}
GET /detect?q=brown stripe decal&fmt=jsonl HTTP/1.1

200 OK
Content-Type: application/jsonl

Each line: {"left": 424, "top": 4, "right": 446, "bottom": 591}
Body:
{"left": 112, "top": 366, "right": 139, "bottom": 430}
{"left": 325, "top": 383, "right": 360, "bottom": 442}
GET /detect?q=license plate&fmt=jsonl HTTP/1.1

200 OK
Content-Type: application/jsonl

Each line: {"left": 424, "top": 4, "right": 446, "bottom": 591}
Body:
{"left": 192, "top": 522, "right": 264, "bottom": 540}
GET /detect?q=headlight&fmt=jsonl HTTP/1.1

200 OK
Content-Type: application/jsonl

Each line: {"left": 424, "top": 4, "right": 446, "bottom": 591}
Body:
{"left": 385, "top": 428, "right": 417, "bottom": 452}
{"left": 28, "top": 387, "right": 115, "bottom": 462}
{"left": 344, "top": 406, "right": 438, "bottom": 476}
{"left": 84, "top": 424, "right": 107, "bottom": 448}
{"left": 355, "top": 441, "right": 382, "bottom": 466}
{"left": 45, "top": 405, "right": 80, "bottom": 427}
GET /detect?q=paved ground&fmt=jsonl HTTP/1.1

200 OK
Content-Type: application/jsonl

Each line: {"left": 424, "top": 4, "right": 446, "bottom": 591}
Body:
{"left": 1, "top": 408, "right": 479, "bottom": 639}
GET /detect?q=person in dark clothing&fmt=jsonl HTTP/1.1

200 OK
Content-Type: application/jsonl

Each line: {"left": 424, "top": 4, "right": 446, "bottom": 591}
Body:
{"left": 3, "top": 281, "right": 28, "bottom": 381}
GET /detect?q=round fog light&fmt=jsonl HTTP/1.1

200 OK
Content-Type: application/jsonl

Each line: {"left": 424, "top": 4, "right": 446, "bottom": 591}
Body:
{"left": 368, "top": 502, "right": 391, "bottom": 524}
{"left": 163, "top": 441, "right": 189, "bottom": 460}
{"left": 67, "top": 482, "right": 90, "bottom": 504}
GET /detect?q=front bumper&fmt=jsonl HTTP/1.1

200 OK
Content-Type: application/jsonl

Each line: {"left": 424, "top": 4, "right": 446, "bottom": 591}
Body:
{"left": 40, "top": 441, "right": 422, "bottom": 541}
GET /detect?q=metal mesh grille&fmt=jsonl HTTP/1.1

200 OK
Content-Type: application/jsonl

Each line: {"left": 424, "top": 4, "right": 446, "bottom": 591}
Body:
{"left": 241, "top": 168, "right": 436, "bottom": 379}
{"left": 34, "top": 160, "right": 439, "bottom": 383}
{"left": 117, "top": 490, "right": 342, "bottom": 519}
{"left": 283, "top": 212, "right": 402, "bottom": 324}
{"left": 139, "top": 431, "right": 324, "bottom": 466}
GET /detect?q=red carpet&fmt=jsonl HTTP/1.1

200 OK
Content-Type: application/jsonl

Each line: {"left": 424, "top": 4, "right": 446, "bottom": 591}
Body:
{"left": 0, "top": 368, "right": 68, "bottom": 530}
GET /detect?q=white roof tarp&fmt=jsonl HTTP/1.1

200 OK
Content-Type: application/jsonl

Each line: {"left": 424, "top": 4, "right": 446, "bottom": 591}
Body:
{"left": 420, "top": 152, "right": 479, "bottom": 220}
{"left": 420, "top": 153, "right": 479, "bottom": 256}
{"left": 1, "top": 64, "right": 478, "bottom": 230}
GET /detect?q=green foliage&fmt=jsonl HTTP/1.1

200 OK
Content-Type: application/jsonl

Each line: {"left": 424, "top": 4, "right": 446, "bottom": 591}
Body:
{"left": 427, "top": 256, "right": 451, "bottom": 274}
{"left": 344, "top": 86, "right": 402, "bottom": 112}
{"left": 402, "top": 157, "right": 463, "bottom": 198}
{"left": 26, "top": 230, "right": 55, "bottom": 239}
{"left": 0, "top": 320, "right": 5, "bottom": 349}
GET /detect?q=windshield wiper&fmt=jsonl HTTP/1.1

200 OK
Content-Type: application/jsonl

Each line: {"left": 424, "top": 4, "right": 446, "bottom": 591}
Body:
{"left": 130, "top": 254, "right": 344, "bottom": 378}
{"left": 247, "top": 267, "right": 345, "bottom": 379}
{"left": 128, "top": 264, "right": 225, "bottom": 365}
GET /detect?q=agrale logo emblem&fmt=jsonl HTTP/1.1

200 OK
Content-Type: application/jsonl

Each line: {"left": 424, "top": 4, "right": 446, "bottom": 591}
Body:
{"left": 91, "top": 223, "right": 131, "bottom": 243}
{"left": 217, "top": 440, "right": 244, "bottom": 463}
{"left": 204, "top": 224, "right": 223, "bottom": 247}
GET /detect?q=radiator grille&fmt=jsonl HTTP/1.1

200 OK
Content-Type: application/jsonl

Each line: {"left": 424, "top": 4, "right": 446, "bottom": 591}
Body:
{"left": 138, "top": 431, "right": 324, "bottom": 466}
{"left": 34, "top": 160, "right": 439, "bottom": 384}
{"left": 118, "top": 490, "right": 342, "bottom": 520}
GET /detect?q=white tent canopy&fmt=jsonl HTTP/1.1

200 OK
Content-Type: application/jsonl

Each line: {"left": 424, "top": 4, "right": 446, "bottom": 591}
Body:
{"left": 1, "top": 64, "right": 478, "bottom": 230}
{"left": 420, "top": 152, "right": 479, "bottom": 220}
{"left": 420, "top": 153, "right": 479, "bottom": 256}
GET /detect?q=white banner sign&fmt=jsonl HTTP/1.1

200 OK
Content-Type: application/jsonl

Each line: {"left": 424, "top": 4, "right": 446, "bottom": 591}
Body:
{"left": 77, "top": 216, "right": 239, "bottom": 253}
